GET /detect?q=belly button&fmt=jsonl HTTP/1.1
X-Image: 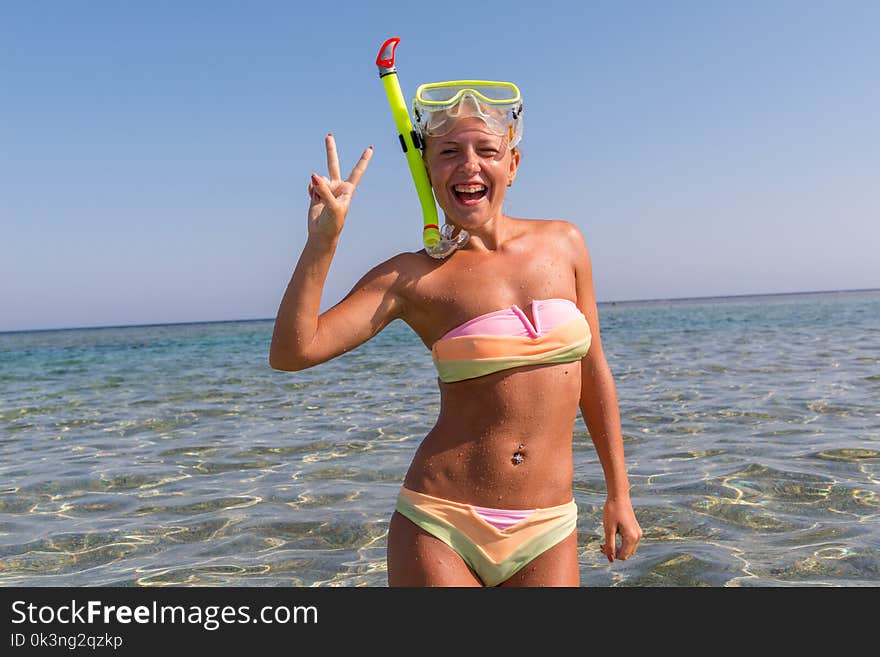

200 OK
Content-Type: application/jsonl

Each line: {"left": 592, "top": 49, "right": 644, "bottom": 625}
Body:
{"left": 512, "top": 443, "right": 525, "bottom": 465}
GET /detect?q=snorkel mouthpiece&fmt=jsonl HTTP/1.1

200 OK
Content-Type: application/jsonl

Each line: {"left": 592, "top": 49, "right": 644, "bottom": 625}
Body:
{"left": 375, "top": 37, "right": 469, "bottom": 258}
{"left": 376, "top": 37, "right": 398, "bottom": 75}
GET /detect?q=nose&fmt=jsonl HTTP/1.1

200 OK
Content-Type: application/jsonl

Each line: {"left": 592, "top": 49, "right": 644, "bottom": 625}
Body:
{"left": 460, "top": 148, "right": 481, "bottom": 174}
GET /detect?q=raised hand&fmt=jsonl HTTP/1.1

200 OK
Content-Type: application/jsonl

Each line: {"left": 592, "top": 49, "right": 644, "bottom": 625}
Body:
{"left": 308, "top": 134, "right": 373, "bottom": 241}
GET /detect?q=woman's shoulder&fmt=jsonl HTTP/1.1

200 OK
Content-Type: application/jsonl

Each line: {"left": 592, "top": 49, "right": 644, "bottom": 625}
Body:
{"left": 362, "top": 249, "right": 440, "bottom": 284}
{"left": 515, "top": 216, "right": 588, "bottom": 256}
{"left": 340, "top": 250, "right": 432, "bottom": 299}
{"left": 511, "top": 215, "right": 583, "bottom": 235}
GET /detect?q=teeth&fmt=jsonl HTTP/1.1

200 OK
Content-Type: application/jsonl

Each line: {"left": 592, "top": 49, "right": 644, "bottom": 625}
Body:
{"left": 454, "top": 184, "right": 486, "bottom": 193}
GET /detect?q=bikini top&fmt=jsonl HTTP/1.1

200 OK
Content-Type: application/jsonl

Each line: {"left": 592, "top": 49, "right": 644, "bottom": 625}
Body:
{"left": 431, "top": 298, "right": 592, "bottom": 383}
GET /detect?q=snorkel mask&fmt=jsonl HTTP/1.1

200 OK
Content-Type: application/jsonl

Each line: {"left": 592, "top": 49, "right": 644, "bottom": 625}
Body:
{"left": 413, "top": 80, "right": 524, "bottom": 148}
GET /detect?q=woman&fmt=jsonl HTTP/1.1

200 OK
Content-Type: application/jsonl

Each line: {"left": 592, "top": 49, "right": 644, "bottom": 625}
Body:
{"left": 269, "top": 81, "right": 641, "bottom": 586}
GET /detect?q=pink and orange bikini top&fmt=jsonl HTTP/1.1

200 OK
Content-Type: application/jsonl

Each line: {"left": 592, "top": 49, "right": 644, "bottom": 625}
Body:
{"left": 431, "top": 298, "right": 592, "bottom": 383}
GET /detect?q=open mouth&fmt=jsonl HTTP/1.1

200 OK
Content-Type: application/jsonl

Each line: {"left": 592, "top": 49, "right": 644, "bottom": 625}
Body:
{"left": 452, "top": 183, "right": 488, "bottom": 205}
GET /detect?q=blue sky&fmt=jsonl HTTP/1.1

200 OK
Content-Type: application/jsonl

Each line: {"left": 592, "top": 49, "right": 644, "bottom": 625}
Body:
{"left": 2, "top": 1, "right": 878, "bottom": 332}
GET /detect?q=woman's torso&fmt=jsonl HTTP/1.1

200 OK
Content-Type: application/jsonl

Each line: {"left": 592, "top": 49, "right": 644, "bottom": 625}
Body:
{"left": 397, "top": 218, "right": 583, "bottom": 509}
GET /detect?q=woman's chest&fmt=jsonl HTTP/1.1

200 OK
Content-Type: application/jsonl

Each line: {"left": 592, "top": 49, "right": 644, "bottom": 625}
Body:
{"left": 404, "top": 249, "right": 578, "bottom": 347}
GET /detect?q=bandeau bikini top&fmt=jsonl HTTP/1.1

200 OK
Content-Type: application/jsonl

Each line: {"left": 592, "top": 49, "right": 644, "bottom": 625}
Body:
{"left": 431, "top": 298, "right": 592, "bottom": 383}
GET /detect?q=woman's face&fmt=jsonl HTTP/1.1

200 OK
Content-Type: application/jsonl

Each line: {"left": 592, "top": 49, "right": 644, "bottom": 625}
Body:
{"left": 423, "top": 117, "right": 520, "bottom": 228}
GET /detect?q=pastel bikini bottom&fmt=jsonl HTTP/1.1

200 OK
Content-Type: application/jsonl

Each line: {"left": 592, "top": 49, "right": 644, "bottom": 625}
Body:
{"left": 395, "top": 486, "right": 577, "bottom": 586}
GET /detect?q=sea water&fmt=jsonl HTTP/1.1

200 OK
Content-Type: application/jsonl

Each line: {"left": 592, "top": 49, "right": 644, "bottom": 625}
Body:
{"left": 1, "top": 289, "right": 877, "bottom": 586}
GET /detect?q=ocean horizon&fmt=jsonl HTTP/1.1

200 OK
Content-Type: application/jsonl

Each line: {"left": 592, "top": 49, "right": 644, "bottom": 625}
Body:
{"left": 5, "top": 286, "right": 878, "bottom": 335}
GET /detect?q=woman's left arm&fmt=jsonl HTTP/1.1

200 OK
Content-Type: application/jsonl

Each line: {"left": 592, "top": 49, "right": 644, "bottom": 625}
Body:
{"left": 564, "top": 222, "right": 642, "bottom": 562}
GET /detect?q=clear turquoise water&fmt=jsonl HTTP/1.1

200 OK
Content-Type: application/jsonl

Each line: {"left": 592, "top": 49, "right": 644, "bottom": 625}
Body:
{"left": 1, "top": 289, "right": 878, "bottom": 586}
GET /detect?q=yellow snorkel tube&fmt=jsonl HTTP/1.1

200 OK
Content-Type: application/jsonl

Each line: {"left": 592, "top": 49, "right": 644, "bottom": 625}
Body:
{"left": 376, "top": 37, "right": 468, "bottom": 258}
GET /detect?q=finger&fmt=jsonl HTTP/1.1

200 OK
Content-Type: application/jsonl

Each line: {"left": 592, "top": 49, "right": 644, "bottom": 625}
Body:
{"left": 346, "top": 145, "right": 373, "bottom": 187}
{"left": 618, "top": 534, "right": 641, "bottom": 561}
{"left": 310, "top": 173, "right": 338, "bottom": 209}
{"left": 603, "top": 526, "right": 616, "bottom": 563}
{"left": 325, "top": 133, "right": 342, "bottom": 181}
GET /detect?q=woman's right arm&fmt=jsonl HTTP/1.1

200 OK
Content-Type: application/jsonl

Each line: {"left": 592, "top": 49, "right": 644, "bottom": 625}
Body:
{"left": 269, "top": 233, "right": 408, "bottom": 371}
{"left": 269, "top": 134, "right": 406, "bottom": 371}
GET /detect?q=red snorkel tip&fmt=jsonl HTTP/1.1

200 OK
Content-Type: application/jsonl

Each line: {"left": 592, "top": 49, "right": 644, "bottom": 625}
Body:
{"left": 376, "top": 37, "right": 400, "bottom": 72}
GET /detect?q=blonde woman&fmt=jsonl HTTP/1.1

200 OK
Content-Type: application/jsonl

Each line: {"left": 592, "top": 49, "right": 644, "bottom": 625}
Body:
{"left": 270, "top": 82, "right": 641, "bottom": 586}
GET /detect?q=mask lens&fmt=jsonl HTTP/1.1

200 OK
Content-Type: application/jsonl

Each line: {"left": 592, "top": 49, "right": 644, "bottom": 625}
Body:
{"left": 417, "top": 81, "right": 520, "bottom": 106}
{"left": 414, "top": 81, "right": 523, "bottom": 147}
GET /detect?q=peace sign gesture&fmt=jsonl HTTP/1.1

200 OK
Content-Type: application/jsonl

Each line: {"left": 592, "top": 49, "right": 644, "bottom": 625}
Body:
{"left": 308, "top": 134, "right": 373, "bottom": 241}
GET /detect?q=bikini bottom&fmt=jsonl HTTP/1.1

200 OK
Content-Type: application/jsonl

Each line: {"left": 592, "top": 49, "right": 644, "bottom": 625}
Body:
{"left": 395, "top": 486, "right": 577, "bottom": 586}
